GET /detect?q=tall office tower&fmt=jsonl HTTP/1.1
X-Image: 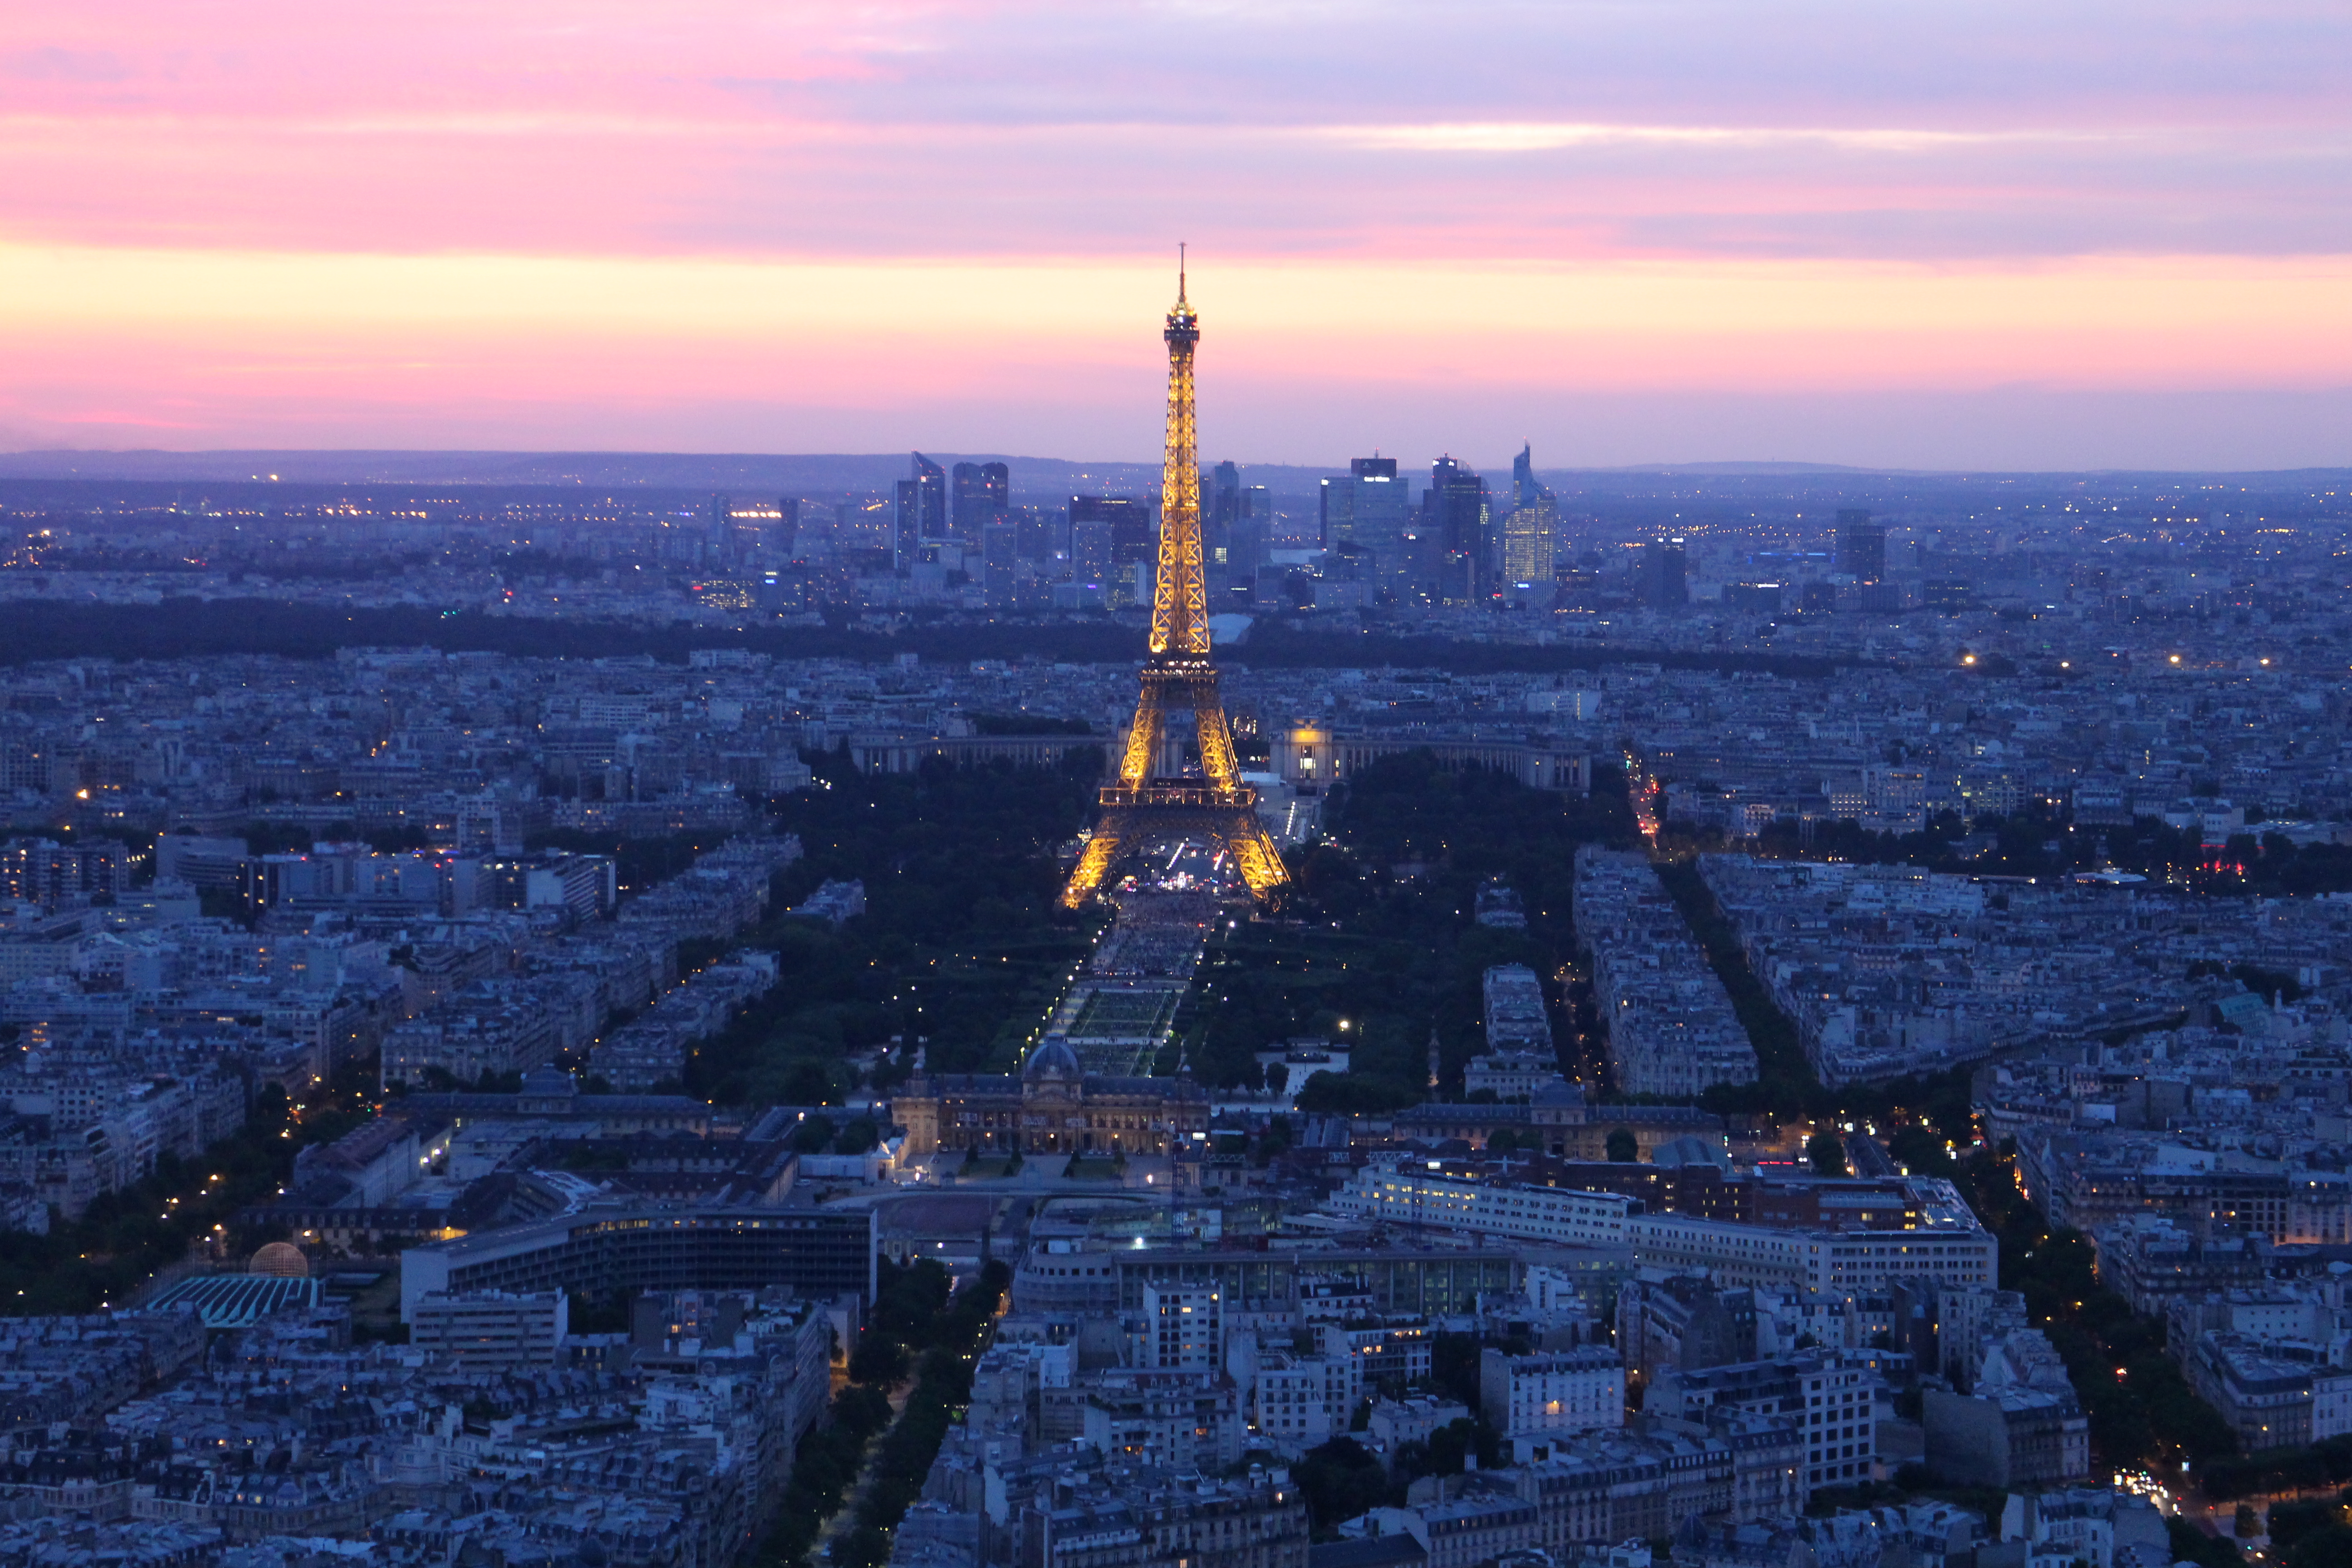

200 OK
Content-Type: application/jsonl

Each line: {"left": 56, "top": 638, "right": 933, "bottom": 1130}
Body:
{"left": 1642, "top": 538, "right": 1689, "bottom": 609}
{"left": 1502, "top": 493, "right": 1557, "bottom": 586}
{"left": 1014, "top": 506, "right": 1058, "bottom": 566}
{"left": 1210, "top": 461, "right": 1240, "bottom": 529}
{"left": 1206, "top": 459, "right": 1241, "bottom": 578}
{"left": 892, "top": 481, "right": 918, "bottom": 563}
{"left": 1320, "top": 457, "right": 1408, "bottom": 592}
{"left": 1071, "top": 519, "right": 1115, "bottom": 590}
{"left": 896, "top": 453, "right": 946, "bottom": 565}
{"left": 912, "top": 454, "right": 947, "bottom": 534}
{"left": 951, "top": 461, "right": 1010, "bottom": 541}
{"left": 982, "top": 519, "right": 1019, "bottom": 608}
{"left": 703, "top": 494, "right": 733, "bottom": 568}
{"left": 1230, "top": 485, "right": 1273, "bottom": 578}
{"left": 1503, "top": 444, "right": 1557, "bottom": 588}
{"left": 1069, "top": 495, "right": 1153, "bottom": 603}
{"left": 1835, "top": 509, "right": 1886, "bottom": 582}
{"left": 1318, "top": 475, "right": 1348, "bottom": 547}
{"left": 774, "top": 498, "right": 800, "bottom": 562}
{"left": 1426, "top": 456, "right": 1492, "bottom": 603}
{"left": 1060, "top": 264, "right": 1289, "bottom": 909}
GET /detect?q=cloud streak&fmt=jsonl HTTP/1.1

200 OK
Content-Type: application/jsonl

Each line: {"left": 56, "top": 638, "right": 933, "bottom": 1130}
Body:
{"left": 1311, "top": 122, "right": 2093, "bottom": 154}
{"left": 1, "top": 0, "right": 2349, "bottom": 463}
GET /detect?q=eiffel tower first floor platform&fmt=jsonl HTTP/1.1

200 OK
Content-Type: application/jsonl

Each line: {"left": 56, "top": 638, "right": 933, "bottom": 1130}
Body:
{"left": 1059, "top": 783, "right": 1290, "bottom": 910}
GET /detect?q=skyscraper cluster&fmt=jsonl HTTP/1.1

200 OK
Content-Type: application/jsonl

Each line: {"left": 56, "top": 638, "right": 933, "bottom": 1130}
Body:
{"left": 873, "top": 449, "right": 1293, "bottom": 615}
{"left": 891, "top": 453, "right": 1034, "bottom": 606}
{"left": 893, "top": 452, "right": 946, "bottom": 564}
{"left": 1318, "top": 445, "right": 1559, "bottom": 609}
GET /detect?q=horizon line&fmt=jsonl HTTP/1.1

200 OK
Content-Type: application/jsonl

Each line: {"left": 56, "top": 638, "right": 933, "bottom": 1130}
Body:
{"left": 5, "top": 447, "right": 2351, "bottom": 484}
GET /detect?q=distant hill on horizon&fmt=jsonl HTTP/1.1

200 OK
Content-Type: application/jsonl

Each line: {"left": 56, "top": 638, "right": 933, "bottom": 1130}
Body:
{"left": 2, "top": 448, "right": 2345, "bottom": 497}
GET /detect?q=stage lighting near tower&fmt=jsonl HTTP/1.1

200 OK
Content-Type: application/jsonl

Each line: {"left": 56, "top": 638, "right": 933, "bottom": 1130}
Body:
{"left": 1059, "top": 251, "right": 1290, "bottom": 909}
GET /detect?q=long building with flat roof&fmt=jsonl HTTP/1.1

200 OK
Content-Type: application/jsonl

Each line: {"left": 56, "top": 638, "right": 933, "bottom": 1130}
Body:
{"left": 1325, "top": 1158, "right": 1995, "bottom": 1295}
{"left": 1621, "top": 1203, "right": 1995, "bottom": 1294}
{"left": 1013, "top": 1246, "right": 1521, "bottom": 1319}
{"left": 1390, "top": 1090, "right": 1726, "bottom": 1161}
{"left": 400, "top": 1205, "right": 875, "bottom": 1320}
{"left": 1337, "top": 1165, "right": 1637, "bottom": 1248}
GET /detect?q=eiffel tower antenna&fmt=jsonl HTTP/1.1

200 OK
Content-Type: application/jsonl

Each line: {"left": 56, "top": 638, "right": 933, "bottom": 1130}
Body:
{"left": 1059, "top": 257, "right": 1289, "bottom": 909}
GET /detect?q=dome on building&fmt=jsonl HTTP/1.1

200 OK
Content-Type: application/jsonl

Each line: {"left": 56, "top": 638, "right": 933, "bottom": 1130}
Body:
{"left": 250, "top": 1242, "right": 309, "bottom": 1279}
{"left": 1024, "top": 1038, "right": 1082, "bottom": 1082}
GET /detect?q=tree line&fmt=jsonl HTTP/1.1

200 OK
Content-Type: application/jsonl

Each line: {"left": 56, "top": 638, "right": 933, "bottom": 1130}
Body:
{"left": 752, "top": 1257, "right": 1011, "bottom": 1568}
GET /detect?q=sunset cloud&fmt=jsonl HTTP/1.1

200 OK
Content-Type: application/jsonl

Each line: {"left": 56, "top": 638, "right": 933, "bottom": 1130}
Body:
{"left": 2, "top": 0, "right": 2347, "bottom": 465}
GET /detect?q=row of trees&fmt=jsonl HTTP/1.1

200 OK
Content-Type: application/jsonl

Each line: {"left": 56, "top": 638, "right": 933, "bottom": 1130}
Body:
{"left": 1293, "top": 1329, "right": 1516, "bottom": 1535}
{"left": 752, "top": 1257, "right": 1010, "bottom": 1568}
{"left": 1646, "top": 857, "right": 1813, "bottom": 1110}
{"left": 0, "top": 593, "right": 1899, "bottom": 681}
{"left": 1643, "top": 853, "right": 1984, "bottom": 1147}
{"left": 2256, "top": 1494, "right": 2352, "bottom": 1568}
{"left": 0, "top": 1055, "right": 379, "bottom": 1313}
{"left": 1672, "top": 803, "right": 2352, "bottom": 898}
{"left": 688, "top": 750, "right": 1104, "bottom": 1106}
{"left": 2200, "top": 1435, "right": 2352, "bottom": 1504}
{"left": 829, "top": 1258, "right": 1012, "bottom": 1568}
{"left": 1960, "top": 1148, "right": 2240, "bottom": 1477}
{"left": 1190, "top": 751, "right": 1638, "bottom": 1107}
{"left": 754, "top": 1381, "right": 895, "bottom": 1568}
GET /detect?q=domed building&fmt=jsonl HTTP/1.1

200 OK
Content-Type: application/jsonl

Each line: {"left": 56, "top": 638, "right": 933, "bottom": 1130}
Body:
{"left": 1024, "top": 1038, "right": 1083, "bottom": 1083}
{"left": 250, "top": 1241, "right": 309, "bottom": 1278}
{"left": 895, "top": 1035, "right": 1207, "bottom": 1158}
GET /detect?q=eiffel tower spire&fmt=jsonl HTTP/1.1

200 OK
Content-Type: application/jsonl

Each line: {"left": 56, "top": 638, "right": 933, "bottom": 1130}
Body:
{"left": 1060, "top": 255, "right": 1290, "bottom": 909}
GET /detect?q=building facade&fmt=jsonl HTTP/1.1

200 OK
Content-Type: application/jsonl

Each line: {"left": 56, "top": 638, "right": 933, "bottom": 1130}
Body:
{"left": 896, "top": 1039, "right": 1210, "bottom": 1157}
{"left": 1481, "top": 1347, "right": 1627, "bottom": 1438}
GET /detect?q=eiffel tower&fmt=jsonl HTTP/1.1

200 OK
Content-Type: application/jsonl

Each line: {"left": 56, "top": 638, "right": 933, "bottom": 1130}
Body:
{"left": 1059, "top": 256, "right": 1290, "bottom": 909}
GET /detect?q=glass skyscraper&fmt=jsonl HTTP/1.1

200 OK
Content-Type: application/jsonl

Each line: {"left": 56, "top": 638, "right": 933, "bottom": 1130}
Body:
{"left": 951, "top": 461, "right": 1009, "bottom": 542}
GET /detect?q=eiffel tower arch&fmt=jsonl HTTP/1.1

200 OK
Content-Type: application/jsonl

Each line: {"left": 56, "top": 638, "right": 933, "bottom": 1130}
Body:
{"left": 1059, "top": 257, "right": 1289, "bottom": 910}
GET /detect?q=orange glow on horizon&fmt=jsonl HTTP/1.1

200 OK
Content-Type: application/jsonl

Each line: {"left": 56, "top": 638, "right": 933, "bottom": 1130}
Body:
{"left": 5, "top": 245, "right": 2350, "bottom": 452}
{"left": 5, "top": 2, "right": 2351, "bottom": 463}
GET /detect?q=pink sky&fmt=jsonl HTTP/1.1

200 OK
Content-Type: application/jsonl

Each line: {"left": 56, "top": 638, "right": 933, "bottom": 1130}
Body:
{"left": 3, "top": 1, "right": 2348, "bottom": 469}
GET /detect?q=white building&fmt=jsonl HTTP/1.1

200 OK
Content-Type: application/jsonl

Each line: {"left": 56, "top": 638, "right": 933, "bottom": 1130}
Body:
{"left": 410, "top": 1290, "right": 568, "bottom": 1369}
{"left": 1480, "top": 1346, "right": 1626, "bottom": 1437}
{"left": 1465, "top": 1050, "right": 1568, "bottom": 1100}
{"left": 1135, "top": 1282, "right": 1223, "bottom": 1371}
{"left": 1622, "top": 1187, "right": 1997, "bottom": 1294}
{"left": 1338, "top": 1163, "right": 1635, "bottom": 1247}
{"left": 1575, "top": 848, "right": 1757, "bottom": 1098}
{"left": 1483, "top": 965, "right": 1553, "bottom": 1051}
{"left": 1248, "top": 1350, "right": 1355, "bottom": 1451}
{"left": 1796, "top": 1354, "right": 1888, "bottom": 1492}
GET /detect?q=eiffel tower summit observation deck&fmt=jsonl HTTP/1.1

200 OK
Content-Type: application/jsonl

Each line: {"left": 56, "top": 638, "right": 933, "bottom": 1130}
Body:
{"left": 1059, "top": 256, "right": 1290, "bottom": 909}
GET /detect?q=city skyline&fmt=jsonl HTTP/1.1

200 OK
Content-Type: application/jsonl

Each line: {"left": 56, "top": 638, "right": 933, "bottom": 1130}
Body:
{"left": 2, "top": 3, "right": 2350, "bottom": 1554}
{"left": 1, "top": 2, "right": 2348, "bottom": 467}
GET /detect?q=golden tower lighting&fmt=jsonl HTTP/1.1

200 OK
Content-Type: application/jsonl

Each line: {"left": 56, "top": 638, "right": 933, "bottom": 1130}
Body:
{"left": 1059, "top": 254, "right": 1290, "bottom": 909}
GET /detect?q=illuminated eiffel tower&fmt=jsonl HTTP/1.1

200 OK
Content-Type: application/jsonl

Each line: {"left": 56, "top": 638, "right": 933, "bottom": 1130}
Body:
{"left": 1059, "top": 256, "right": 1290, "bottom": 909}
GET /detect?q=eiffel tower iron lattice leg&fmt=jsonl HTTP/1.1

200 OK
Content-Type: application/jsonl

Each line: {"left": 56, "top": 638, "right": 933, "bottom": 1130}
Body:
{"left": 1060, "top": 662, "right": 1289, "bottom": 907}
{"left": 1060, "top": 255, "right": 1290, "bottom": 911}
{"left": 1065, "top": 800, "right": 1289, "bottom": 908}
